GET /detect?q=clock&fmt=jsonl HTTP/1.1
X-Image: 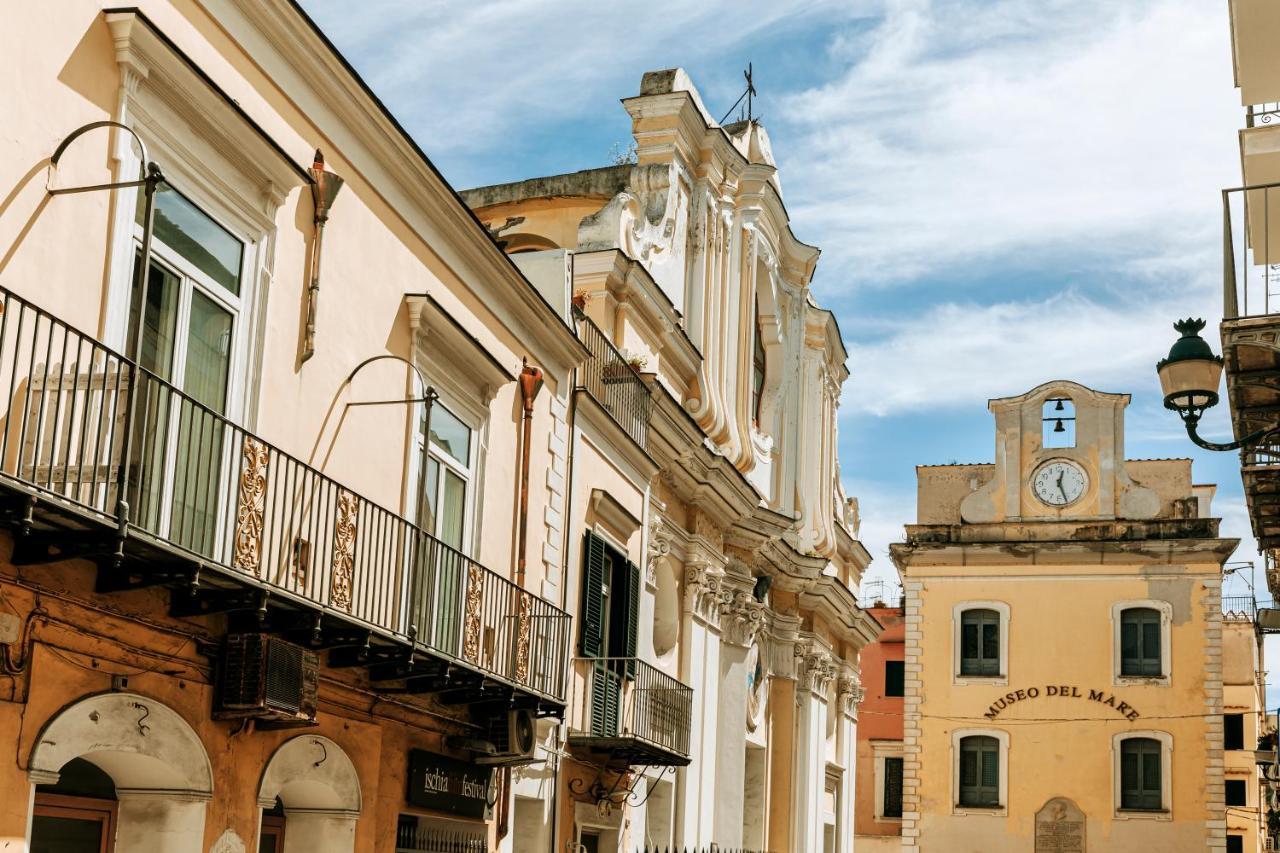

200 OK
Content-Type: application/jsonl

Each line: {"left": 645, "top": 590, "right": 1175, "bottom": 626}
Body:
{"left": 1031, "top": 459, "right": 1088, "bottom": 507}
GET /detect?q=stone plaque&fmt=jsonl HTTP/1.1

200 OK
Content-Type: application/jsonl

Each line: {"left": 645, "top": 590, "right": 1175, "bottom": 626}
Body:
{"left": 1035, "top": 797, "right": 1085, "bottom": 853}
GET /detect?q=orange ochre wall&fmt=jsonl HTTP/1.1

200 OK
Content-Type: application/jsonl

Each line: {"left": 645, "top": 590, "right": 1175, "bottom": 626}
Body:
{"left": 855, "top": 606, "right": 904, "bottom": 838}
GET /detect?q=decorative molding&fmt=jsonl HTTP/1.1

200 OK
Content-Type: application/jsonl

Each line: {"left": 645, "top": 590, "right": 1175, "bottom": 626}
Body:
{"left": 794, "top": 637, "right": 837, "bottom": 695}
{"left": 720, "top": 588, "right": 769, "bottom": 648}
{"left": 837, "top": 674, "right": 864, "bottom": 716}
{"left": 589, "top": 488, "right": 642, "bottom": 543}
{"left": 515, "top": 591, "right": 532, "bottom": 684}
{"left": 329, "top": 489, "right": 357, "bottom": 610}
{"left": 646, "top": 512, "right": 672, "bottom": 588}
{"left": 232, "top": 435, "right": 269, "bottom": 577}
{"left": 463, "top": 563, "right": 484, "bottom": 663}
{"left": 684, "top": 561, "right": 724, "bottom": 627}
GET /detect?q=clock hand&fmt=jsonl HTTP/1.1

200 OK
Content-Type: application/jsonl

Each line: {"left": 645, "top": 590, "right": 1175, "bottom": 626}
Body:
{"left": 1057, "top": 471, "right": 1067, "bottom": 501}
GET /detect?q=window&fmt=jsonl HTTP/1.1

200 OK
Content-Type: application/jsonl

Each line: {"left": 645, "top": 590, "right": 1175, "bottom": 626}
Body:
{"left": 1120, "top": 608, "right": 1162, "bottom": 677}
{"left": 1228, "top": 835, "right": 1244, "bottom": 853}
{"left": 417, "top": 401, "right": 474, "bottom": 550}
{"left": 127, "top": 184, "right": 245, "bottom": 554}
{"left": 1225, "top": 778, "right": 1247, "bottom": 807}
{"left": 1120, "top": 738, "right": 1163, "bottom": 811}
{"left": 960, "top": 609, "right": 1001, "bottom": 677}
{"left": 752, "top": 302, "right": 766, "bottom": 425}
{"left": 1225, "top": 713, "right": 1245, "bottom": 750}
{"left": 883, "top": 756, "right": 904, "bottom": 818}
{"left": 579, "top": 531, "right": 641, "bottom": 735}
{"left": 958, "top": 736, "right": 1001, "bottom": 808}
{"left": 884, "top": 660, "right": 905, "bottom": 697}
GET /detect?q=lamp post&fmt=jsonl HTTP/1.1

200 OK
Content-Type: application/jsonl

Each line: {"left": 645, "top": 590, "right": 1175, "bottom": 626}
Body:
{"left": 1156, "top": 318, "right": 1280, "bottom": 451}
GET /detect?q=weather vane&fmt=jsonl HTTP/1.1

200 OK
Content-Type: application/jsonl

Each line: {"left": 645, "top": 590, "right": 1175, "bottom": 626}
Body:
{"left": 718, "top": 63, "right": 758, "bottom": 125}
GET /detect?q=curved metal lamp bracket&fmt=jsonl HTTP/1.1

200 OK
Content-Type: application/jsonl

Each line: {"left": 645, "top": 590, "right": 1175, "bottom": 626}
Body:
{"left": 1174, "top": 405, "right": 1280, "bottom": 453}
{"left": 566, "top": 762, "right": 675, "bottom": 809}
{"left": 47, "top": 120, "right": 158, "bottom": 195}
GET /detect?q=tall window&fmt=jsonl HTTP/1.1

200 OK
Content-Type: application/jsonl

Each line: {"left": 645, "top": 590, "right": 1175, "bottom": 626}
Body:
{"left": 751, "top": 303, "right": 766, "bottom": 425}
{"left": 1225, "top": 778, "right": 1247, "bottom": 807}
{"left": 417, "top": 402, "right": 473, "bottom": 550}
{"left": 1120, "top": 738, "right": 1163, "bottom": 811}
{"left": 958, "top": 736, "right": 1000, "bottom": 807}
{"left": 1228, "top": 835, "right": 1244, "bottom": 853}
{"left": 128, "top": 184, "right": 243, "bottom": 554}
{"left": 882, "top": 756, "right": 904, "bottom": 818}
{"left": 960, "top": 609, "right": 1001, "bottom": 677}
{"left": 884, "top": 660, "right": 905, "bottom": 697}
{"left": 1042, "top": 397, "right": 1075, "bottom": 448}
{"left": 1225, "top": 713, "right": 1245, "bottom": 750}
{"left": 1120, "top": 608, "right": 1162, "bottom": 677}
{"left": 579, "top": 531, "right": 641, "bottom": 736}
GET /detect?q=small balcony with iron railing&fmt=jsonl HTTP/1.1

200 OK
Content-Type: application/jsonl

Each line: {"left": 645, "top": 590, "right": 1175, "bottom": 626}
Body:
{"left": 0, "top": 286, "right": 570, "bottom": 712}
{"left": 1221, "top": 184, "right": 1280, "bottom": 551}
{"left": 572, "top": 307, "right": 651, "bottom": 450}
{"left": 567, "top": 657, "right": 693, "bottom": 768}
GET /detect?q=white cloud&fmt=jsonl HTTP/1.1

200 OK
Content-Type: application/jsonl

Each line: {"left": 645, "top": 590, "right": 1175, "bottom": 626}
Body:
{"left": 299, "top": 0, "right": 870, "bottom": 160}
{"left": 776, "top": 0, "right": 1243, "bottom": 287}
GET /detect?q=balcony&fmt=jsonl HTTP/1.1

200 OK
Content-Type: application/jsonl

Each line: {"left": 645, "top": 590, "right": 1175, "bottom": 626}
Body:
{"left": 1225, "top": 594, "right": 1258, "bottom": 619}
{"left": 0, "top": 286, "right": 569, "bottom": 713}
{"left": 567, "top": 657, "right": 693, "bottom": 767}
{"left": 1221, "top": 184, "right": 1280, "bottom": 552}
{"left": 573, "top": 307, "right": 651, "bottom": 450}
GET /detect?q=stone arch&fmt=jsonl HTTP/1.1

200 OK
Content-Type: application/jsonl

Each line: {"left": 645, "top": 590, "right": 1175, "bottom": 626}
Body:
{"left": 258, "top": 735, "right": 361, "bottom": 853}
{"left": 28, "top": 692, "right": 212, "bottom": 852}
{"left": 29, "top": 691, "right": 212, "bottom": 794}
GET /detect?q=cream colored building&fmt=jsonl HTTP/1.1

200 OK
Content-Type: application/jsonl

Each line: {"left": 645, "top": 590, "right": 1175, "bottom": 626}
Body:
{"left": 1222, "top": 604, "right": 1269, "bottom": 853}
{"left": 892, "top": 380, "right": 1236, "bottom": 852}
{"left": 463, "top": 69, "right": 880, "bottom": 852}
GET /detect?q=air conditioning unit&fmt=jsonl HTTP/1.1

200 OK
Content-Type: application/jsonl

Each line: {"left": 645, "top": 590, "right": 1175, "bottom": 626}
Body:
{"left": 216, "top": 633, "right": 318, "bottom": 725}
{"left": 476, "top": 709, "right": 538, "bottom": 766}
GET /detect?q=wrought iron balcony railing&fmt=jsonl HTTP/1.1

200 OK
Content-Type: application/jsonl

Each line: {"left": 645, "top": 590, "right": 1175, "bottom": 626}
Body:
{"left": 573, "top": 307, "right": 651, "bottom": 450}
{"left": 569, "top": 656, "right": 692, "bottom": 766}
{"left": 0, "top": 286, "right": 569, "bottom": 704}
{"left": 1222, "top": 183, "right": 1280, "bottom": 321}
{"left": 1225, "top": 595, "right": 1258, "bottom": 619}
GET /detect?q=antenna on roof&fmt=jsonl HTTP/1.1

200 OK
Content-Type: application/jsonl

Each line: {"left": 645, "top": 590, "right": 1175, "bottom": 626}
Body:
{"left": 718, "top": 63, "right": 758, "bottom": 125}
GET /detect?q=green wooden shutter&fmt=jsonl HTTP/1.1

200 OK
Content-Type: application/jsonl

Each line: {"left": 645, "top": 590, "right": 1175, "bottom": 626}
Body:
{"left": 1121, "top": 608, "right": 1161, "bottom": 677}
{"left": 1121, "top": 738, "right": 1162, "bottom": 810}
{"left": 623, "top": 559, "right": 640, "bottom": 678}
{"left": 590, "top": 659, "right": 621, "bottom": 736}
{"left": 961, "top": 609, "right": 1000, "bottom": 676}
{"left": 959, "top": 736, "right": 1000, "bottom": 807}
{"left": 579, "top": 532, "right": 607, "bottom": 657}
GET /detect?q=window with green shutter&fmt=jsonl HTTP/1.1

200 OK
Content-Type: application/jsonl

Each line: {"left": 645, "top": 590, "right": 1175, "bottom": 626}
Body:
{"left": 960, "top": 610, "right": 1001, "bottom": 677}
{"left": 579, "top": 530, "right": 643, "bottom": 735}
{"left": 1120, "top": 608, "right": 1162, "bottom": 677}
{"left": 883, "top": 756, "right": 904, "bottom": 818}
{"left": 579, "top": 532, "right": 608, "bottom": 658}
{"left": 1120, "top": 737, "right": 1163, "bottom": 810}
{"left": 958, "top": 736, "right": 1000, "bottom": 807}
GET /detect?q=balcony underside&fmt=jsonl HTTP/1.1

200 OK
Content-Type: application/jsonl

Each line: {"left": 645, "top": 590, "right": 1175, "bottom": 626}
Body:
{"left": 566, "top": 733, "right": 691, "bottom": 768}
{"left": 1224, "top": 320, "right": 1280, "bottom": 550}
{"left": 0, "top": 481, "right": 565, "bottom": 718}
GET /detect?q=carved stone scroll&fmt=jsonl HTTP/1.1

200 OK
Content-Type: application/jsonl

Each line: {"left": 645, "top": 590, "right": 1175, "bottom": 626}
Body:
{"left": 232, "top": 436, "right": 269, "bottom": 577}
{"left": 330, "top": 489, "right": 358, "bottom": 611}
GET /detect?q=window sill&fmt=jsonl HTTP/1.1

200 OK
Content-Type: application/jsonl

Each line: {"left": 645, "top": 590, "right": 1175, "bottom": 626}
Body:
{"left": 954, "top": 674, "right": 1007, "bottom": 687}
{"left": 875, "top": 816, "right": 903, "bottom": 824}
{"left": 1114, "top": 808, "right": 1170, "bottom": 821}
{"left": 953, "top": 804, "right": 1006, "bottom": 817}
{"left": 1114, "top": 674, "right": 1170, "bottom": 688}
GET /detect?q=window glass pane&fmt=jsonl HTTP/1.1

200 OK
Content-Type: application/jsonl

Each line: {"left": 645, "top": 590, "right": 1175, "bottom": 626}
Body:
{"left": 30, "top": 815, "right": 105, "bottom": 853}
{"left": 1225, "top": 714, "right": 1245, "bottom": 750}
{"left": 960, "top": 749, "right": 977, "bottom": 787}
{"left": 1121, "top": 621, "right": 1139, "bottom": 660}
{"left": 980, "top": 747, "right": 999, "bottom": 789}
{"left": 420, "top": 457, "right": 439, "bottom": 533}
{"left": 1141, "top": 620, "right": 1160, "bottom": 660}
{"left": 129, "top": 258, "right": 181, "bottom": 380}
{"left": 1225, "top": 779, "right": 1247, "bottom": 806}
{"left": 885, "top": 660, "right": 905, "bottom": 697}
{"left": 428, "top": 403, "right": 471, "bottom": 465}
{"left": 883, "top": 757, "right": 904, "bottom": 818}
{"left": 981, "top": 623, "right": 999, "bottom": 666}
{"left": 138, "top": 184, "right": 243, "bottom": 295}
{"left": 439, "top": 468, "right": 465, "bottom": 550}
{"left": 961, "top": 623, "right": 978, "bottom": 661}
{"left": 183, "top": 289, "right": 232, "bottom": 414}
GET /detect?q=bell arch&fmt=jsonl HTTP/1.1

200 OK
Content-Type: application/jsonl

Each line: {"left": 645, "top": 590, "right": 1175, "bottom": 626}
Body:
{"left": 28, "top": 692, "right": 212, "bottom": 852}
{"left": 258, "top": 735, "right": 362, "bottom": 853}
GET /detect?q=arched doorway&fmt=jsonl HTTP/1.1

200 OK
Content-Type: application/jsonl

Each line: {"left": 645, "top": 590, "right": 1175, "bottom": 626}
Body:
{"left": 27, "top": 692, "right": 213, "bottom": 853}
{"left": 257, "top": 735, "right": 361, "bottom": 853}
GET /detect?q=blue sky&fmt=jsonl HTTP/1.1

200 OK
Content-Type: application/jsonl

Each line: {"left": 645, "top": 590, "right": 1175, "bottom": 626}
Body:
{"left": 300, "top": 0, "right": 1273, "bottom": 692}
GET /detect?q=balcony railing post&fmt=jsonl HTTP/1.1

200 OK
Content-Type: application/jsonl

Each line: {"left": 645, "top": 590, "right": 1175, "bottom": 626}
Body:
{"left": 1226, "top": 188, "right": 1241, "bottom": 320}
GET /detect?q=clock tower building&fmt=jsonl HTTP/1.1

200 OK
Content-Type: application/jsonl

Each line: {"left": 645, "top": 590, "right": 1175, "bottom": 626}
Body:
{"left": 891, "top": 380, "right": 1236, "bottom": 852}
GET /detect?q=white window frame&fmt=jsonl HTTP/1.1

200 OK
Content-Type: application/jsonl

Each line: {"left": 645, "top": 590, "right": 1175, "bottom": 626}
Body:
{"left": 407, "top": 390, "right": 483, "bottom": 556}
{"left": 1111, "top": 600, "right": 1173, "bottom": 687}
{"left": 871, "top": 740, "right": 905, "bottom": 823}
{"left": 1112, "top": 730, "right": 1173, "bottom": 820}
{"left": 953, "top": 601, "right": 1011, "bottom": 686}
{"left": 951, "top": 728, "right": 1009, "bottom": 817}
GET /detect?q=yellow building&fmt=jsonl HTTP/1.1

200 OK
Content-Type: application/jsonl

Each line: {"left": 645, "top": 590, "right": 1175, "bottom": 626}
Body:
{"left": 891, "top": 380, "right": 1236, "bottom": 852}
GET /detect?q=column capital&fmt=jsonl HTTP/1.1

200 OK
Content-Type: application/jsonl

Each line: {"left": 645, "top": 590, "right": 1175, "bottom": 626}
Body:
{"left": 837, "top": 673, "right": 865, "bottom": 717}
{"left": 794, "top": 636, "right": 837, "bottom": 695}
{"left": 684, "top": 560, "right": 725, "bottom": 628}
{"left": 719, "top": 588, "right": 769, "bottom": 648}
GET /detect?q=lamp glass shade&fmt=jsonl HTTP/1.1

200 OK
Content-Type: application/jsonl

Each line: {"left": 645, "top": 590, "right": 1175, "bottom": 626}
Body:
{"left": 1157, "top": 356, "right": 1222, "bottom": 409}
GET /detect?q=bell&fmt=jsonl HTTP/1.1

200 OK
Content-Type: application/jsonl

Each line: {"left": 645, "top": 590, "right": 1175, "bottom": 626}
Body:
{"left": 1053, "top": 419, "right": 1066, "bottom": 433}
{"left": 1055, "top": 399, "right": 1065, "bottom": 412}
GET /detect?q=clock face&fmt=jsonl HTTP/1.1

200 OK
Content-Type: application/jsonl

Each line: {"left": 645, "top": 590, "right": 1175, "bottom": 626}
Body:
{"left": 1032, "top": 460, "right": 1088, "bottom": 507}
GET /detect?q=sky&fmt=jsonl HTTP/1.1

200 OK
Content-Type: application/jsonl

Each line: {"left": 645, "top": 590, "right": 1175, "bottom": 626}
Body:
{"left": 299, "top": 0, "right": 1275, "bottom": 695}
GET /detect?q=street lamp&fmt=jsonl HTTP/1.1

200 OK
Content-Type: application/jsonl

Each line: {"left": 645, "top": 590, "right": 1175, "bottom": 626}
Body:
{"left": 1155, "top": 317, "right": 1278, "bottom": 451}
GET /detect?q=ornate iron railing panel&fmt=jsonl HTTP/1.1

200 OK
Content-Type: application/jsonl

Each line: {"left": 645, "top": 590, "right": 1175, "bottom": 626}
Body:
{"left": 0, "top": 286, "right": 569, "bottom": 702}
{"left": 575, "top": 656, "right": 692, "bottom": 760}
{"left": 573, "top": 308, "right": 651, "bottom": 449}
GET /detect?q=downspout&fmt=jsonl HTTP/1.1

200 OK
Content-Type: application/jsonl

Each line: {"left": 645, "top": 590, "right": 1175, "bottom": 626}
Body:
{"left": 497, "top": 359, "right": 544, "bottom": 847}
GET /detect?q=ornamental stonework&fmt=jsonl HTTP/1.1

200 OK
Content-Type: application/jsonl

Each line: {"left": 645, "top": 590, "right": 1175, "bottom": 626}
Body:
{"left": 794, "top": 640, "right": 837, "bottom": 694}
{"left": 514, "top": 590, "right": 532, "bottom": 684}
{"left": 232, "top": 436, "right": 269, "bottom": 577}
{"left": 719, "top": 589, "right": 768, "bottom": 647}
{"left": 330, "top": 489, "right": 358, "bottom": 610}
{"left": 463, "top": 563, "right": 484, "bottom": 664}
